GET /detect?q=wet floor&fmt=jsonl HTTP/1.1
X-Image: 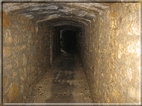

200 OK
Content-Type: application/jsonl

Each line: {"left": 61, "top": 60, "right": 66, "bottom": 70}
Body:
{"left": 27, "top": 52, "right": 92, "bottom": 103}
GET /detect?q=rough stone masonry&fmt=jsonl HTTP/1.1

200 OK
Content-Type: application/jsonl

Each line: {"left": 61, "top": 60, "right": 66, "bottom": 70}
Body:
{"left": 2, "top": 1, "right": 141, "bottom": 104}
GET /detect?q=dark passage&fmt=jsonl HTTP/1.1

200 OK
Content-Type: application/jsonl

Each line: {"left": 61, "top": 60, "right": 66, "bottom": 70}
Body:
{"left": 61, "top": 30, "right": 77, "bottom": 53}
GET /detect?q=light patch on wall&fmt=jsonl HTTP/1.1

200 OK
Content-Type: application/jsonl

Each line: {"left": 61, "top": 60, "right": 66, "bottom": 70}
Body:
{"left": 132, "top": 27, "right": 139, "bottom": 36}
{"left": 5, "top": 29, "right": 12, "bottom": 44}
{"left": 78, "top": 11, "right": 87, "bottom": 17}
{"left": 44, "top": 5, "right": 58, "bottom": 10}
{"left": 128, "top": 87, "right": 137, "bottom": 100}
{"left": 5, "top": 29, "right": 11, "bottom": 38}
{"left": 23, "top": 54, "right": 27, "bottom": 65}
{"left": 35, "top": 23, "right": 38, "bottom": 32}
{"left": 136, "top": 41, "right": 140, "bottom": 57}
{"left": 118, "top": 50, "right": 122, "bottom": 59}
{"left": 3, "top": 3, "right": 21, "bottom": 12}
{"left": 25, "top": 14, "right": 34, "bottom": 19}
{"left": 127, "top": 41, "right": 140, "bottom": 55}
{"left": 37, "top": 14, "right": 61, "bottom": 23}
{"left": 127, "top": 68, "right": 132, "bottom": 81}
{"left": 7, "top": 83, "right": 19, "bottom": 102}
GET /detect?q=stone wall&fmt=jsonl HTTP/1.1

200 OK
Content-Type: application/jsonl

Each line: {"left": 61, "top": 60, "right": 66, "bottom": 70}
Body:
{"left": 3, "top": 10, "right": 51, "bottom": 103}
{"left": 2, "top": 2, "right": 141, "bottom": 104}
{"left": 78, "top": 3, "right": 141, "bottom": 103}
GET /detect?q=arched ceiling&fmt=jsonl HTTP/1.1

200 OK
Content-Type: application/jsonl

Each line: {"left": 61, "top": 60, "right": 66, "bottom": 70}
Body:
{"left": 3, "top": 3, "right": 109, "bottom": 27}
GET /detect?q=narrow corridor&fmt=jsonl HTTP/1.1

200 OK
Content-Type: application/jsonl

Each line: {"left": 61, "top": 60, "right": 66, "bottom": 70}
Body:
{"left": 27, "top": 52, "right": 92, "bottom": 103}
{"left": 2, "top": 2, "right": 141, "bottom": 104}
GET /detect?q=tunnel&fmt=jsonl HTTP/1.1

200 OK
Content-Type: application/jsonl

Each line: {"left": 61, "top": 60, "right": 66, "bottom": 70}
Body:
{"left": 2, "top": 1, "right": 141, "bottom": 104}
{"left": 61, "top": 29, "right": 77, "bottom": 53}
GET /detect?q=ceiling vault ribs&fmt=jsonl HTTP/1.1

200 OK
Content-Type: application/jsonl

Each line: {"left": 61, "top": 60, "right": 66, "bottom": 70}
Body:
{"left": 3, "top": 3, "right": 109, "bottom": 26}
{"left": 62, "top": 3, "right": 106, "bottom": 14}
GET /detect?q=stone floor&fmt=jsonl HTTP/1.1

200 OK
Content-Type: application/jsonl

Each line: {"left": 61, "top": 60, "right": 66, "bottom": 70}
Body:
{"left": 27, "top": 52, "right": 92, "bottom": 103}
